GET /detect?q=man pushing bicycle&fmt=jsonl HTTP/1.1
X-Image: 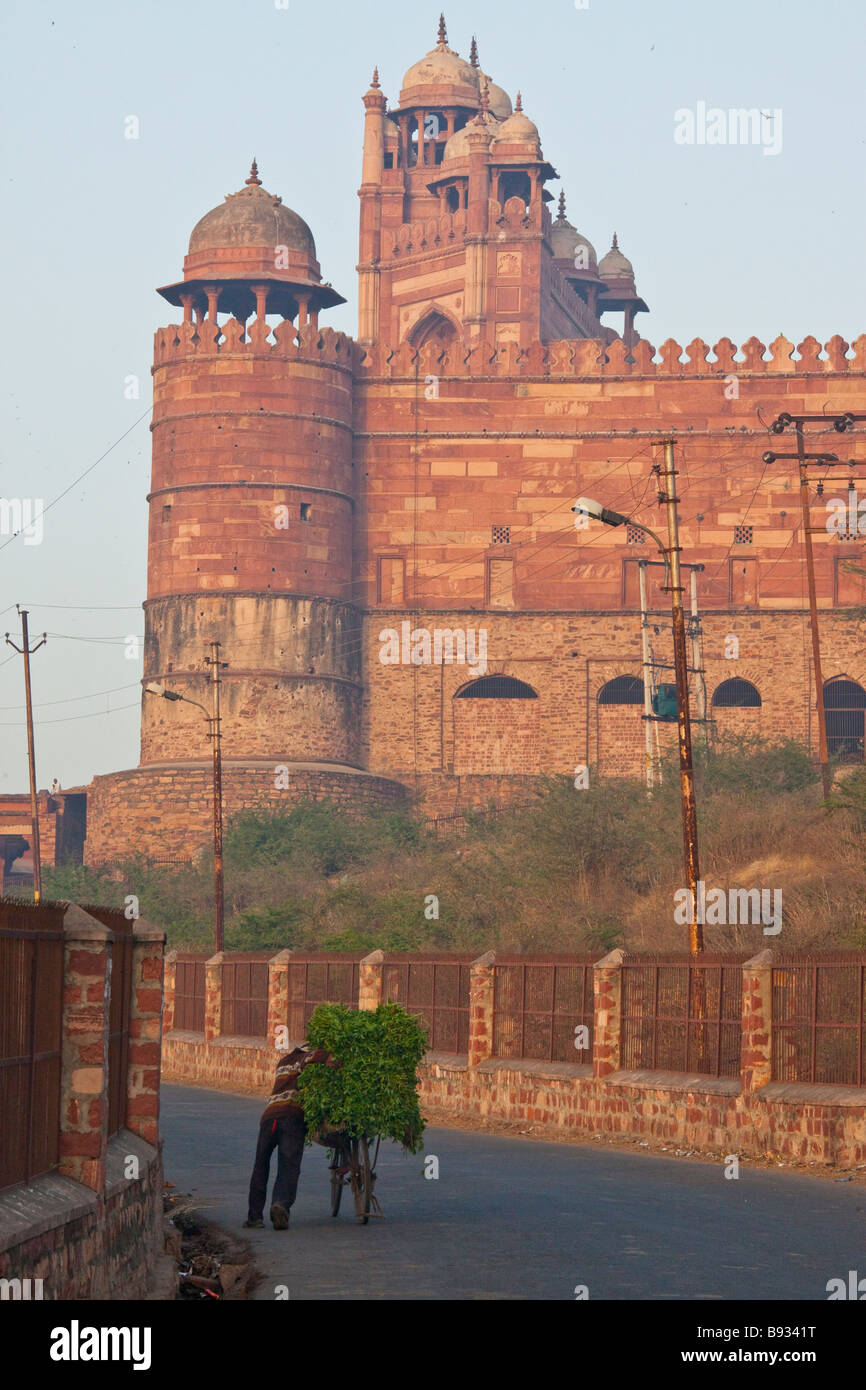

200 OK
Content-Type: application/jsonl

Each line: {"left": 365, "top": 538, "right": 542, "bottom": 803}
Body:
{"left": 243, "top": 1043, "right": 340, "bottom": 1231}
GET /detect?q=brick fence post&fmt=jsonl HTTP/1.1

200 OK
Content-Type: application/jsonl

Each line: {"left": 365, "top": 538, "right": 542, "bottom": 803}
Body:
{"left": 267, "top": 949, "right": 293, "bottom": 1049}
{"left": 59, "top": 904, "right": 111, "bottom": 1192}
{"left": 204, "top": 951, "right": 224, "bottom": 1043}
{"left": 162, "top": 949, "right": 177, "bottom": 1035}
{"left": 593, "top": 948, "right": 625, "bottom": 1080}
{"left": 359, "top": 950, "right": 384, "bottom": 1011}
{"left": 126, "top": 918, "right": 166, "bottom": 1146}
{"left": 468, "top": 951, "right": 496, "bottom": 1069}
{"left": 741, "top": 948, "right": 774, "bottom": 1093}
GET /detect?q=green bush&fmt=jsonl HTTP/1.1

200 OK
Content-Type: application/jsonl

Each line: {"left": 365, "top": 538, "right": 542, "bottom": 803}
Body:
{"left": 298, "top": 1002, "right": 427, "bottom": 1152}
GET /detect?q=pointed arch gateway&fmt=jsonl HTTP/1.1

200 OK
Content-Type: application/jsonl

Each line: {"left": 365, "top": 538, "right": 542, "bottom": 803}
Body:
{"left": 406, "top": 304, "right": 461, "bottom": 349}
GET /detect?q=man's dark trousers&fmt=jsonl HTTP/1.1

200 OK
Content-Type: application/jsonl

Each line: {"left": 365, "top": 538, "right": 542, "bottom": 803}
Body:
{"left": 247, "top": 1108, "right": 307, "bottom": 1221}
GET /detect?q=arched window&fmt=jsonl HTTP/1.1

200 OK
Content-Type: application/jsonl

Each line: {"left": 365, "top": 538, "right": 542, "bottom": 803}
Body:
{"left": 712, "top": 679, "right": 761, "bottom": 708}
{"left": 598, "top": 676, "right": 643, "bottom": 706}
{"left": 500, "top": 171, "right": 532, "bottom": 210}
{"left": 408, "top": 310, "right": 458, "bottom": 349}
{"left": 457, "top": 676, "right": 537, "bottom": 699}
{"left": 824, "top": 677, "right": 866, "bottom": 761}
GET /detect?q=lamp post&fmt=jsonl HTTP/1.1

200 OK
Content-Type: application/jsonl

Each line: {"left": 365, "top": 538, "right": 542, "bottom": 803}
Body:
{"left": 145, "top": 655, "right": 225, "bottom": 952}
{"left": 574, "top": 474, "right": 703, "bottom": 955}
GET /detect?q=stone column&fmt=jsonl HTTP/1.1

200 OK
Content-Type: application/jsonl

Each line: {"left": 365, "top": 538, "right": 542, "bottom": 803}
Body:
{"left": 359, "top": 950, "right": 384, "bottom": 1011}
{"left": 126, "top": 918, "right": 166, "bottom": 1146}
{"left": 58, "top": 904, "right": 111, "bottom": 1192}
{"left": 593, "top": 948, "right": 625, "bottom": 1080}
{"left": 204, "top": 951, "right": 224, "bottom": 1044}
{"left": 468, "top": 951, "right": 496, "bottom": 1069}
{"left": 267, "top": 949, "right": 292, "bottom": 1048}
{"left": 163, "top": 949, "right": 177, "bottom": 1035}
{"left": 741, "top": 949, "right": 774, "bottom": 1093}
{"left": 252, "top": 284, "right": 268, "bottom": 322}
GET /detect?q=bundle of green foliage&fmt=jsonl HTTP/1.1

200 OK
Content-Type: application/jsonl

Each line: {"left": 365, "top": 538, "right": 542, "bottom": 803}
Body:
{"left": 298, "top": 1002, "right": 427, "bottom": 1153}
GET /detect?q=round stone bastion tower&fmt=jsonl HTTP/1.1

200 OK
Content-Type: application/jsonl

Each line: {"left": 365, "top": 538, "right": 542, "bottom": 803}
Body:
{"left": 83, "top": 164, "right": 406, "bottom": 864}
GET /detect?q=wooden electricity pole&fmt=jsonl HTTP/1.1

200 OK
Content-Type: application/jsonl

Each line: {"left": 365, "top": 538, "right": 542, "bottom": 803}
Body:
{"left": 639, "top": 560, "right": 658, "bottom": 791}
{"left": 657, "top": 440, "right": 703, "bottom": 955}
{"left": 4, "top": 609, "right": 47, "bottom": 902}
{"left": 204, "top": 641, "right": 225, "bottom": 953}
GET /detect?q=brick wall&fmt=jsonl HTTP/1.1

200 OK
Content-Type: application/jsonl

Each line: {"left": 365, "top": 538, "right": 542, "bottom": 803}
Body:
{"left": 161, "top": 947, "right": 866, "bottom": 1169}
{"left": 84, "top": 762, "right": 407, "bottom": 863}
{"left": 0, "top": 903, "right": 166, "bottom": 1300}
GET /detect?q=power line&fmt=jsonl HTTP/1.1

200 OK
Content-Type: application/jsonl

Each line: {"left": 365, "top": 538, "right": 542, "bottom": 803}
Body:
{"left": 0, "top": 681, "right": 140, "bottom": 711}
{"left": 0, "top": 701, "right": 139, "bottom": 727}
{"left": 0, "top": 403, "right": 152, "bottom": 554}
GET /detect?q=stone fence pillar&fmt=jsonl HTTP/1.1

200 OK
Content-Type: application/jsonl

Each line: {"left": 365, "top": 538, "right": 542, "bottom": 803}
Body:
{"left": 126, "top": 918, "right": 165, "bottom": 1146}
{"left": 593, "top": 948, "right": 625, "bottom": 1080}
{"left": 741, "top": 948, "right": 774, "bottom": 1093}
{"left": 267, "top": 949, "right": 293, "bottom": 1048}
{"left": 468, "top": 951, "right": 496, "bottom": 1069}
{"left": 204, "top": 951, "right": 224, "bottom": 1043}
{"left": 162, "top": 949, "right": 177, "bottom": 1035}
{"left": 359, "top": 950, "right": 384, "bottom": 1011}
{"left": 58, "top": 904, "right": 111, "bottom": 1192}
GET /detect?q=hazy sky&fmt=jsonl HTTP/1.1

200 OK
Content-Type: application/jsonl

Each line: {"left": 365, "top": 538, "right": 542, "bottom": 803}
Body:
{"left": 0, "top": 0, "right": 863, "bottom": 792}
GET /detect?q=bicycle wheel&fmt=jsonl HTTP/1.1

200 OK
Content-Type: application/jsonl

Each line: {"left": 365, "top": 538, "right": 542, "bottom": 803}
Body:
{"left": 351, "top": 1138, "right": 373, "bottom": 1224}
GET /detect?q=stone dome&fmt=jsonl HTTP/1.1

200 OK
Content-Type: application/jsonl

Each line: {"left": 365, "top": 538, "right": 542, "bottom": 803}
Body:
{"left": 189, "top": 169, "right": 317, "bottom": 260}
{"left": 598, "top": 234, "right": 635, "bottom": 283}
{"left": 443, "top": 110, "right": 499, "bottom": 160}
{"left": 493, "top": 98, "right": 541, "bottom": 150}
{"left": 549, "top": 195, "right": 598, "bottom": 270}
{"left": 400, "top": 19, "right": 480, "bottom": 106}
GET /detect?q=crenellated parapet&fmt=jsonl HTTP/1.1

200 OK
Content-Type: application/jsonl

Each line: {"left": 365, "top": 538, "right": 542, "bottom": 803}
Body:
{"left": 388, "top": 209, "right": 468, "bottom": 257}
{"left": 355, "top": 332, "right": 866, "bottom": 379}
{"left": 152, "top": 320, "right": 356, "bottom": 371}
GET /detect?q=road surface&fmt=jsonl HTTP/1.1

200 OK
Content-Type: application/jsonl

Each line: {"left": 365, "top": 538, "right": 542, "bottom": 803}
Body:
{"left": 161, "top": 1084, "right": 866, "bottom": 1301}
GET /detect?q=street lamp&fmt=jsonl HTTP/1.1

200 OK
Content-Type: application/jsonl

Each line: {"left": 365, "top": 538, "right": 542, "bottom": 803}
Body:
{"left": 573, "top": 498, "right": 670, "bottom": 579}
{"left": 573, "top": 443, "right": 703, "bottom": 955}
{"left": 144, "top": 663, "right": 225, "bottom": 952}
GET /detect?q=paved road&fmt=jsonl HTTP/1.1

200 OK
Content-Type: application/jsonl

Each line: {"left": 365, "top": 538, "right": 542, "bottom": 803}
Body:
{"left": 162, "top": 1084, "right": 866, "bottom": 1301}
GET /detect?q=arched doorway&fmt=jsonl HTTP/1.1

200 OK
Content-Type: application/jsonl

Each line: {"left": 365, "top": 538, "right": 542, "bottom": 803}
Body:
{"left": 452, "top": 676, "right": 540, "bottom": 774}
{"left": 824, "top": 677, "right": 866, "bottom": 761}
{"left": 596, "top": 675, "right": 644, "bottom": 778}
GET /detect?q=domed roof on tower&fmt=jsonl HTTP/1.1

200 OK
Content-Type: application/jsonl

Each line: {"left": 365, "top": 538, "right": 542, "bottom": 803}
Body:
{"left": 189, "top": 160, "right": 317, "bottom": 261}
{"left": 549, "top": 191, "right": 598, "bottom": 270}
{"left": 157, "top": 161, "right": 346, "bottom": 321}
{"left": 597, "top": 232, "right": 635, "bottom": 287}
{"left": 400, "top": 15, "right": 480, "bottom": 107}
{"left": 493, "top": 92, "right": 541, "bottom": 152}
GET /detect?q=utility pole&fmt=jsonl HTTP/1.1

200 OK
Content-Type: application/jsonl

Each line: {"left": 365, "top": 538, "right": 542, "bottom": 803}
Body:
{"left": 797, "top": 424, "right": 832, "bottom": 799}
{"left": 204, "top": 641, "right": 225, "bottom": 953}
{"left": 4, "top": 609, "right": 47, "bottom": 902}
{"left": 638, "top": 560, "right": 657, "bottom": 791}
{"left": 657, "top": 440, "right": 703, "bottom": 955}
{"left": 689, "top": 567, "right": 709, "bottom": 750}
{"left": 765, "top": 410, "right": 863, "bottom": 797}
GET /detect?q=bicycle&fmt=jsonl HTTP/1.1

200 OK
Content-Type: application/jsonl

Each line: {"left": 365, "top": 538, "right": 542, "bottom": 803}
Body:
{"left": 313, "top": 1127, "right": 383, "bottom": 1224}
